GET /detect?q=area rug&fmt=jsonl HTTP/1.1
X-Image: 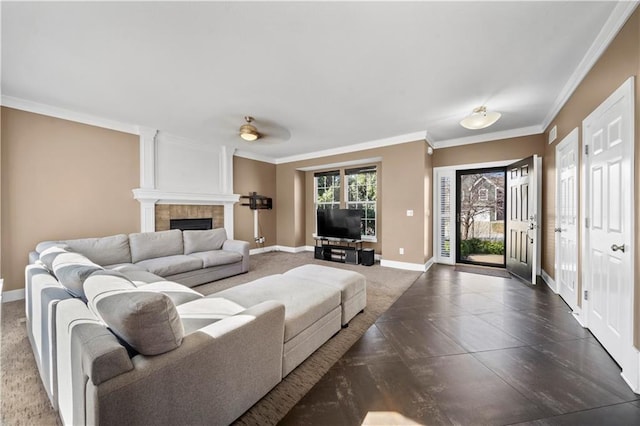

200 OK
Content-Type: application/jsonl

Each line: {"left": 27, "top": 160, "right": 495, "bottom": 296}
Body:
{"left": 455, "top": 264, "right": 512, "bottom": 278}
{"left": 1, "top": 251, "right": 421, "bottom": 426}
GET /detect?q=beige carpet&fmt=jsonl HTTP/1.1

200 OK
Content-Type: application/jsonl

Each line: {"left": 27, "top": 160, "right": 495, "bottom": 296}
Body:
{"left": 1, "top": 251, "right": 421, "bottom": 426}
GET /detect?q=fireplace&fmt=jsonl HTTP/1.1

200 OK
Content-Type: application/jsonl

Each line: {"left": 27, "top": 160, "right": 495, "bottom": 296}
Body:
{"left": 170, "top": 218, "right": 213, "bottom": 231}
{"left": 155, "top": 204, "right": 224, "bottom": 231}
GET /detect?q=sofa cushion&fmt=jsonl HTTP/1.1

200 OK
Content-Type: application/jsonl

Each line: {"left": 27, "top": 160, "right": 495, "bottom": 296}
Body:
{"left": 129, "top": 229, "right": 183, "bottom": 263}
{"left": 104, "top": 263, "right": 147, "bottom": 273}
{"left": 284, "top": 264, "right": 366, "bottom": 300}
{"left": 36, "top": 241, "right": 69, "bottom": 255}
{"left": 65, "top": 234, "right": 131, "bottom": 266}
{"left": 176, "top": 297, "right": 245, "bottom": 334}
{"left": 91, "top": 290, "right": 184, "bottom": 356}
{"left": 120, "top": 270, "right": 166, "bottom": 286}
{"left": 138, "top": 281, "right": 203, "bottom": 306}
{"left": 135, "top": 255, "right": 203, "bottom": 277}
{"left": 84, "top": 270, "right": 138, "bottom": 303}
{"left": 52, "top": 252, "right": 104, "bottom": 299}
{"left": 213, "top": 274, "right": 341, "bottom": 342}
{"left": 39, "top": 246, "right": 70, "bottom": 271}
{"left": 183, "top": 228, "right": 227, "bottom": 254}
{"left": 188, "top": 250, "right": 243, "bottom": 268}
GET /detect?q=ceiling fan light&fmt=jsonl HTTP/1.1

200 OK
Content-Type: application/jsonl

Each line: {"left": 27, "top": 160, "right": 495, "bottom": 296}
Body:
{"left": 239, "top": 118, "right": 260, "bottom": 141}
{"left": 460, "top": 106, "right": 501, "bottom": 130}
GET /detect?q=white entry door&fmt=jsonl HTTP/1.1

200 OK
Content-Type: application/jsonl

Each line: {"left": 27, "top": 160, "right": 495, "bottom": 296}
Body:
{"left": 555, "top": 128, "right": 579, "bottom": 311}
{"left": 583, "top": 77, "right": 635, "bottom": 381}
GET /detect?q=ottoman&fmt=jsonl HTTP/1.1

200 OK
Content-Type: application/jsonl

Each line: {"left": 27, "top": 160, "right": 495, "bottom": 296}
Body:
{"left": 284, "top": 264, "right": 367, "bottom": 326}
{"left": 212, "top": 274, "right": 342, "bottom": 377}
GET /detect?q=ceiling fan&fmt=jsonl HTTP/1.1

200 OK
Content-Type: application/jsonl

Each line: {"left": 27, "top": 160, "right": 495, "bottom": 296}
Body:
{"left": 238, "top": 116, "right": 291, "bottom": 143}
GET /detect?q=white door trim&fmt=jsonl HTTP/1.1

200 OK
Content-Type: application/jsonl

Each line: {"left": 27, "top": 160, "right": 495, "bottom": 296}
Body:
{"left": 433, "top": 159, "right": 519, "bottom": 266}
{"left": 555, "top": 127, "right": 580, "bottom": 314}
{"left": 581, "top": 76, "right": 637, "bottom": 392}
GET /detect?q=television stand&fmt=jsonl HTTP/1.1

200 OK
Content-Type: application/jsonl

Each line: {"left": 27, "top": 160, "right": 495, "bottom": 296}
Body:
{"left": 314, "top": 237, "right": 363, "bottom": 265}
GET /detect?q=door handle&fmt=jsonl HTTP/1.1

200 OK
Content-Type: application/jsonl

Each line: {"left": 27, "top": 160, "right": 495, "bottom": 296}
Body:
{"left": 554, "top": 227, "right": 562, "bottom": 233}
{"left": 611, "top": 244, "right": 625, "bottom": 253}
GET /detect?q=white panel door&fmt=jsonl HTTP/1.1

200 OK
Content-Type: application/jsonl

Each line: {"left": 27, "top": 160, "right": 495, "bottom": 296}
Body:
{"left": 555, "top": 129, "right": 579, "bottom": 311}
{"left": 583, "top": 77, "right": 634, "bottom": 376}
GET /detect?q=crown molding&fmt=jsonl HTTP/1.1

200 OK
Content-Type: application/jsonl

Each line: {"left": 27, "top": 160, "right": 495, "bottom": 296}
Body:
{"left": 434, "top": 125, "right": 543, "bottom": 149}
{"left": 234, "top": 150, "right": 277, "bottom": 164}
{"left": 1, "top": 95, "right": 140, "bottom": 135}
{"left": 274, "top": 131, "right": 426, "bottom": 164}
{"left": 541, "top": 1, "right": 639, "bottom": 130}
{"left": 297, "top": 156, "right": 383, "bottom": 172}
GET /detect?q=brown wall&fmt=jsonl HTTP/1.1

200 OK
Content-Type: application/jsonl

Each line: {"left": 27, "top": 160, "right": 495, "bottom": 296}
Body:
{"left": 277, "top": 140, "right": 432, "bottom": 265}
{"left": 541, "top": 9, "right": 640, "bottom": 343}
{"left": 1, "top": 107, "right": 140, "bottom": 292}
{"left": 432, "top": 134, "right": 546, "bottom": 168}
{"left": 232, "top": 156, "right": 277, "bottom": 249}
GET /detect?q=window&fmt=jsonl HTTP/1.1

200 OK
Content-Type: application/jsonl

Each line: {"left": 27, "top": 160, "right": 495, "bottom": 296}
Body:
{"left": 346, "top": 167, "right": 377, "bottom": 238}
{"left": 478, "top": 188, "right": 488, "bottom": 201}
{"left": 314, "top": 170, "right": 341, "bottom": 211}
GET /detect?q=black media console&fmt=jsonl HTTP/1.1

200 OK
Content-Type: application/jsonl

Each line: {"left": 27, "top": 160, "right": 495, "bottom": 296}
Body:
{"left": 314, "top": 237, "right": 364, "bottom": 265}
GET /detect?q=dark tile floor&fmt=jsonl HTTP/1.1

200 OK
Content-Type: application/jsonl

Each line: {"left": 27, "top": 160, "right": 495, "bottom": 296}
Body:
{"left": 280, "top": 264, "right": 640, "bottom": 425}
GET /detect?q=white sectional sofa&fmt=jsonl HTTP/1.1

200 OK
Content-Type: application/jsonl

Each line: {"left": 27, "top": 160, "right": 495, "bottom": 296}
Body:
{"left": 25, "top": 231, "right": 367, "bottom": 426}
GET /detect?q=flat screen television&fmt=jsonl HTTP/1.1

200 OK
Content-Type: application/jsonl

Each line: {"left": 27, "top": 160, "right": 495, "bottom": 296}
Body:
{"left": 317, "top": 209, "right": 362, "bottom": 240}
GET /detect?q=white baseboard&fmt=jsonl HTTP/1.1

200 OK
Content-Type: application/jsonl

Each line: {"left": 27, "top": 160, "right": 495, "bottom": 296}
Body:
{"left": 425, "top": 257, "right": 435, "bottom": 272}
{"left": 249, "top": 245, "right": 278, "bottom": 255}
{"left": 540, "top": 269, "right": 559, "bottom": 293}
{"left": 2, "top": 288, "right": 25, "bottom": 303}
{"left": 571, "top": 308, "right": 586, "bottom": 327}
{"left": 250, "top": 245, "right": 311, "bottom": 255}
{"left": 276, "top": 245, "right": 311, "bottom": 253}
{"left": 380, "top": 257, "right": 433, "bottom": 272}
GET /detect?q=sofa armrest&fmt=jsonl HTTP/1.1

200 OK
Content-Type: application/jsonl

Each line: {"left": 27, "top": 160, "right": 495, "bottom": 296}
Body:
{"left": 88, "top": 300, "right": 285, "bottom": 426}
{"left": 222, "top": 239, "right": 250, "bottom": 272}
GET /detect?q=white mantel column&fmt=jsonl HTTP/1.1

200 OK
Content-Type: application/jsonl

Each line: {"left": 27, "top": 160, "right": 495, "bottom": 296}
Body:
{"left": 139, "top": 199, "right": 158, "bottom": 232}
{"left": 139, "top": 127, "right": 157, "bottom": 190}
{"left": 137, "top": 127, "right": 158, "bottom": 231}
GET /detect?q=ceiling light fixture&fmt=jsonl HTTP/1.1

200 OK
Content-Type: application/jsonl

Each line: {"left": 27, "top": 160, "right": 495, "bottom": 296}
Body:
{"left": 239, "top": 116, "right": 260, "bottom": 141}
{"left": 459, "top": 106, "right": 501, "bottom": 130}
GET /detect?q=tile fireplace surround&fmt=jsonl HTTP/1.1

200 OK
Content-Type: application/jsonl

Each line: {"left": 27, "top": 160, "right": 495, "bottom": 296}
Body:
{"left": 155, "top": 204, "right": 224, "bottom": 231}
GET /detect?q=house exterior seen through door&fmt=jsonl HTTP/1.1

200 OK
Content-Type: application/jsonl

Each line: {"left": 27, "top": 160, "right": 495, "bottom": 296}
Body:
{"left": 456, "top": 168, "right": 506, "bottom": 267}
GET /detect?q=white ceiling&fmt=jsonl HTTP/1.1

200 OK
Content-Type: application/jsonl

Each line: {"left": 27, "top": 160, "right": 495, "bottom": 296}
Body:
{"left": 1, "top": 1, "right": 633, "bottom": 162}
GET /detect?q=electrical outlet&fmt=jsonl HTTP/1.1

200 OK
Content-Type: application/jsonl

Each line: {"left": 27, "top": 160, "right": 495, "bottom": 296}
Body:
{"left": 399, "top": 248, "right": 404, "bottom": 255}
{"left": 406, "top": 210, "right": 414, "bottom": 217}
{"left": 254, "top": 236, "right": 265, "bottom": 244}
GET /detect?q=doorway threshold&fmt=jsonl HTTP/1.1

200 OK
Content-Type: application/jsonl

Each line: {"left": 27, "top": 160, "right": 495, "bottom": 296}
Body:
{"left": 454, "top": 264, "right": 511, "bottom": 278}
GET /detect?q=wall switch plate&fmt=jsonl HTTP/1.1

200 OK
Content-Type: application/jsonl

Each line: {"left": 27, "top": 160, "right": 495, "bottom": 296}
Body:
{"left": 399, "top": 248, "right": 404, "bottom": 255}
{"left": 406, "top": 210, "right": 414, "bottom": 217}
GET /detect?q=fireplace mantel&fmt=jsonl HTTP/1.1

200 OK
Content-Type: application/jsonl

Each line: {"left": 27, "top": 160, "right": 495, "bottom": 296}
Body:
{"left": 132, "top": 189, "right": 240, "bottom": 237}
{"left": 133, "top": 130, "right": 240, "bottom": 238}
{"left": 132, "top": 189, "right": 240, "bottom": 205}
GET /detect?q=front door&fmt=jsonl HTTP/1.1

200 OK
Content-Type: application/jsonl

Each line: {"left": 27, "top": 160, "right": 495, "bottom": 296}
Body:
{"left": 555, "top": 129, "right": 579, "bottom": 311}
{"left": 456, "top": 168, "right": 506, "bottom": 267}
{"left": 506, "top": 156, "right": 541, "bottom": 283}
{"left": 583, "top": 77, "right": 634, "bottom": 372}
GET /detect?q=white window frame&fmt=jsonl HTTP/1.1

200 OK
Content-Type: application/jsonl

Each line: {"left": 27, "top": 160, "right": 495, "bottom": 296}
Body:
{"left": 478, "top": 188, "right": 489, "bottom": 201}
{"left": 345, "top": 167, "right": 377, "bottom": 242}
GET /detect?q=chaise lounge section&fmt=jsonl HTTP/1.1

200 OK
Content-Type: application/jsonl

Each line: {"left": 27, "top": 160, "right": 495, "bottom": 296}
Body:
{"left": 25, "top": 230, "right": 367, "bottom": 425}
